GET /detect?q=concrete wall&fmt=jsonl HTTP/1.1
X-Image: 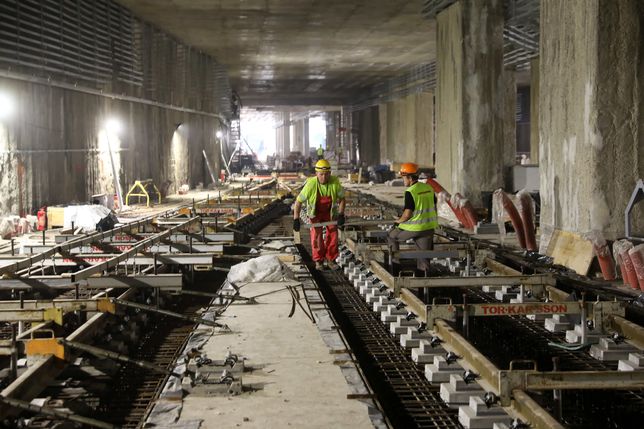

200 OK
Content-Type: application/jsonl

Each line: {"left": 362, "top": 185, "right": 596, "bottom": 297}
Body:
{"left": 0, "top": 78, "right": 220, "bottom": 216}
{"left": 436, "top": 0, "right": 506, "bottom": 204}
{"left": 377, "top": 92, "right": 434, "bottom": 168}
{"left": 539, "top": 0, "right": 643, "bottom": 238}
{"left": 0, "top": 8, "right": 226, "bottom": 216}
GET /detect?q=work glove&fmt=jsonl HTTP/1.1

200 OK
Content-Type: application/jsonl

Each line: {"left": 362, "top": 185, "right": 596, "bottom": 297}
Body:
{"left": 292, "top": 218, "right": 301, "bottom": 232}
{"left": 337, "top": 213, "right": 345, "bottom": 227}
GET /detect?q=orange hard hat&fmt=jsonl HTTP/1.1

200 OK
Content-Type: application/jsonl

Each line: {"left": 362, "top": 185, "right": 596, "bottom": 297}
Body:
{"left": 399, "top": 162, "right": 419, "bottom": 176}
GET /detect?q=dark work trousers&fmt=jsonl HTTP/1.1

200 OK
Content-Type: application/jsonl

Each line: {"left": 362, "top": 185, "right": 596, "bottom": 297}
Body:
{"left": 387, "top": 228, "right": 435, "bottom": 271}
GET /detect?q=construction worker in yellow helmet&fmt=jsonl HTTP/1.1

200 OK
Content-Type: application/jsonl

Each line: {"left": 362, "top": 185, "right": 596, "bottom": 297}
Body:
{"left": 293, "top": 159, "right": 346, "bottom": 270}
{"left": 388, "top": 162, "right": 439, "bottom": 273}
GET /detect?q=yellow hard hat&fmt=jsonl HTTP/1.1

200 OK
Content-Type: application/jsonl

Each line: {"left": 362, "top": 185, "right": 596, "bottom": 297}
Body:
{"left": 315, "top": 159, "right": 331, "bottom": 171}
{"left": 399, "top": 162, "right": 419, "bottom": 176}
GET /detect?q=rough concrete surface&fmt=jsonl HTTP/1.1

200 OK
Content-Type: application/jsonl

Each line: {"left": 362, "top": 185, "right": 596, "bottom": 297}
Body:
{"left": 179, "top": 281, "right": 373, "bottom": 429}
{"left": 355, "top": 106, "right": 380, "bottom": 166}
{"left": 378, "top": 92, "right": 434, "bottom": 167}
{"left": 0, "top": 77, "right": 220, "bottom": 217}
{"left": 116, "top": 0, "right": 435, "bottom": 106}
{"left": 539, "top": 0, "right": 643, "bottom": 238}
{"left": 529, "top": 58, "right": 540, "bottom": 165}
{"left": 436, "top": 0, "right": 506, "bottom": 205}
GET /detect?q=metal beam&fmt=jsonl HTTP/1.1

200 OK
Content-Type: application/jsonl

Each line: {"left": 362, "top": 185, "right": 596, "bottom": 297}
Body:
{"left": 0, "top": 298, "right": 113, "bottom": 312}
{"left": 397, "top": 274, "right": 555, "bottom": 291}
{"left": 3, "top": 253, "right": 216, "bottom": 268}
{"left": 0, "top": 205, "right": 196, "bottom": 275}
{"left": 22, "top": 243, "right": 225, "bottom": 254}
{"left": 393, "top": 249, "right": 464, "bottom": 260}
{"left": 0, "top": 274, "right": 183, "bottom": 291}
{"left": 0, "top": 289, "right": 136, "bottom": 418}
{"left": 434, "top": 319, "right": 500, "bottom": 394}
{"left": 611, "top": 315, "right": 644, "bottom": 350}
{"left": 369, "top": 260, "right": 394, "bottom": 288}
{"left": 0, "top": 219, "right": 150, "bottom": 275}
{"left": 524, "top": 370, "right": 644, "bottom": 390}
{"left": 511, "top": 390, "right": 565, "bottom": 429}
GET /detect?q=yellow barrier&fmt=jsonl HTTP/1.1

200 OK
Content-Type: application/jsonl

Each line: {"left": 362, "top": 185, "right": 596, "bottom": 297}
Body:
{"left": 126, "top": 179, "right": 162, "bottom": 207}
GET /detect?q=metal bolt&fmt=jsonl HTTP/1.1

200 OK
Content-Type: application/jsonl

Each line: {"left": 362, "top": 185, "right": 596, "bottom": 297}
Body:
{"left": 430, "top": 336, "right": 442, "bottom": 348}
{"left": 462, "top": 369, "right": 479, "bottom": 384}
{"left": 483, "top": 391, "right": 498, "bottom": 408}
{"left": 445, "top": 351, "right": 461, "bottom": 364}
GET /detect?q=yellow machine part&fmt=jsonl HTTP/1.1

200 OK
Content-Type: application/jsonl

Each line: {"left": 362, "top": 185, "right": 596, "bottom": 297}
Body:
{"left": 25, "top": 337, "right": 65, "bottom": 359}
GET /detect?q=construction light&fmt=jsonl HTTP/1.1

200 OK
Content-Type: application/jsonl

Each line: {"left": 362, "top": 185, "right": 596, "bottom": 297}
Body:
{"left": 105, "top": 118, "right": 122, "bottom": 135}
{"left": 0, "top": 92, "right": 14, "bottom": 119}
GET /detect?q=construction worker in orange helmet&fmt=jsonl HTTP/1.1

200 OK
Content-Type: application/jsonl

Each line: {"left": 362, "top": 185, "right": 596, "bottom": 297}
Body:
{"left": 388, "top": 162, "right": 439, "bottom": 273}
{"left": 293, "top": 159, "right": 346, "bottom": 270}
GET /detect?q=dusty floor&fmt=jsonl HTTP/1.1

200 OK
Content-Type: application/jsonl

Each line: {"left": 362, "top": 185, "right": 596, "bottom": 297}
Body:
{"left": 179, "top": 280, "right": 374, "bottom": 428}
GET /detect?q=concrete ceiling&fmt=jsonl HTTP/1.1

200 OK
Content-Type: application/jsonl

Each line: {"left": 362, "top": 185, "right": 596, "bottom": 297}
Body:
{"left": 116, "top": 0, "right": 436, "bottom": 107}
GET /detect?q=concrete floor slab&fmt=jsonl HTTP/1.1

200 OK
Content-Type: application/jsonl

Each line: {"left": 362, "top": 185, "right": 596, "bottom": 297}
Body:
{"left": 179, "top": 280, "right": 374, "bottom": 428}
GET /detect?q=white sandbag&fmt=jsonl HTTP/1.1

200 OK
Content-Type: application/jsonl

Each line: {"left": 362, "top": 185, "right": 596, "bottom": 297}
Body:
{"left": 63, "top": 205, "right": 113, "bottom": 232}
{"left": 227, "top": 254, "right": 288, "bottom": 285}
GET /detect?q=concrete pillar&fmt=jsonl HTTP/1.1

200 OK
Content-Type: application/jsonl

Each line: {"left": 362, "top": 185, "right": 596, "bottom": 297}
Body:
{"left": 303, "top": 118, "right": 310, "bottom": 156}
{"left": 275, "top": 112, "right": 291, "bottom": 158}
{"left": 435, "top": 0, "right": 505, "bottom": 205}
{"left": 378, "top": 93, "right": 434, "bottom": 168}
{"left": 378, "top": 103, "right": 389, "bottom": 163}
{"left": 356, "top": 106, "right": 380, "bottom": 166}
{"left": 325, "top": 111, "right": 338, "bottom": 152}
{"left": 539, "top": 0, "right": 644, "bottom": 238}
{"left": 502, "top": 70, "right": 517, "bottom": 190}
{"left": 529, "top": 59, "right": 540, "bottom": 165}
{"left": 293, "top": 119, "right": 304, "bottom": 154}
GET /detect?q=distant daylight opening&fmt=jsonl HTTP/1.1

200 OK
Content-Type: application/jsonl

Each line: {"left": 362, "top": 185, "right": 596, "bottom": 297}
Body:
{"left": 240, "top": 111, "right": 277, "bottom": 161}
{"left": 309, "top": 116, "right": 326, "bottom": 150}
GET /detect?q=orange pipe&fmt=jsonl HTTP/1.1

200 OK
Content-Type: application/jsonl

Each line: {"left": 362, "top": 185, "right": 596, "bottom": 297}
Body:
{"left": 618, "top": 244, "right": 639, "bottom": 290}
{"left": 628, "top": 245, "right": 644, "bottom": 291}
{"left": 454, "top": 193, "right": 478, "bottom": 230}
{"left": 593, "top": 243, "right": 616, "bottom": 281}
{"left": 517, "top": 192, "right": 537, "bottom": 251}
{"left": 426, "top": 178, "right": 446, "bottom": 194}
{"left": 496, "top": 190, "right": 527, "bottom": 249}
{"left": 426, "top": 178, "right": 472, "bottom": 230}
{"left": 449, "top": 194, "right": 472, "bottom": 229}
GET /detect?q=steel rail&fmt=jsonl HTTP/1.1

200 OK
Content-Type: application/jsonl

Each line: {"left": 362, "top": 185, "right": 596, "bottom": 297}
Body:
{"left": 70, "top": 218, "right": 199, "bottom": 282}
{"left": 0, "top": 204, "right": 193, "bottom": 276}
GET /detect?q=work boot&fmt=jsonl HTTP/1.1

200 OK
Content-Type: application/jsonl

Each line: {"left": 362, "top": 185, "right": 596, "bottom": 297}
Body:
{"left": 315, "top": 261, "right": 325, "bottom": 270}
{"left": 326, "top": 260, "right": 339, "bottom": 270}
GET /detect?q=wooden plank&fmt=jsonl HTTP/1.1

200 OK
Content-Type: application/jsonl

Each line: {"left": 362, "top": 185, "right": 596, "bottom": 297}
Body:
{"left": 546, "top": 229, "right": 593, "bottom": 275}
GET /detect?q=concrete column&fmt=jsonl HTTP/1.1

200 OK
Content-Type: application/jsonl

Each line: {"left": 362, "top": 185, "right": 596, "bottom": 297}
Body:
{"left": 303, "top": 118, "right": 310, "bottom": 156}
{"left": 275, "top": 112, "right": 291, "bottom": 158}
{"left": 435, "top": 0, "right": 505, "bottom": 205}
{"left": 378, "top": 93, "right": 434, "bottom": 168}
{"left": 529, "top": 59, "right": 540, "bottom": 165}
{"left": 539, "top": 0, "right": 644, "bottom": 238}
{"left": 325, "top": 112, "right": 338, "bottom": 152}
{"left": 502, "top": 70, "right": 517, "bottom": 190}
{"left": 293, "top": 119, "right": 305, "bottom": 154}
{"left": 378, "top": 103, "right": 389, "bottom": 163}
{"left": 356, "top": 106, "right": 380, "bottom": 166}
